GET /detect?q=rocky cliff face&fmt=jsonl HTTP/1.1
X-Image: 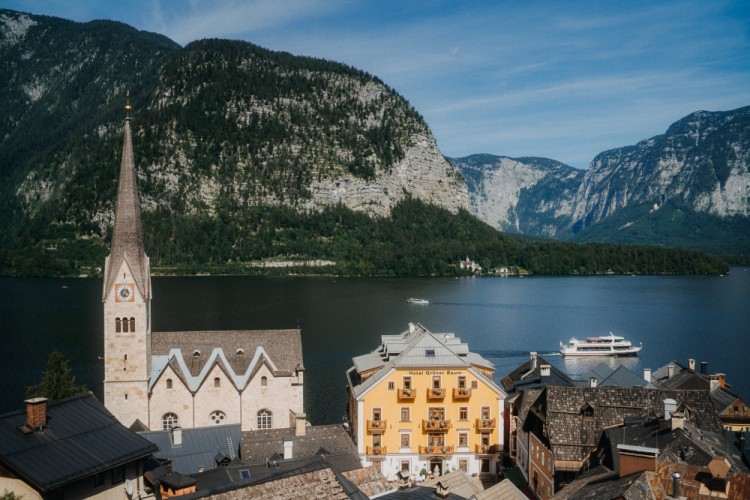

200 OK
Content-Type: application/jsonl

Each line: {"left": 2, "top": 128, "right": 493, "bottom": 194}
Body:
{"left": 449, "top": 155, "right": 582, "bottom": 236}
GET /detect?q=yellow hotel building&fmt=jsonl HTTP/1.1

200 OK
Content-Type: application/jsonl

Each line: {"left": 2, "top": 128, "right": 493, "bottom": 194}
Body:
{"left": 346, "top": 323, "right": 506, "bottom": 481}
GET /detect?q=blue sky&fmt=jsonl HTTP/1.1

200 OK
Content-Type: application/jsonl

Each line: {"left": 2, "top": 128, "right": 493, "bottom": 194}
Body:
{"left": 4, "top": 0, "right": 750, "bottom": 168}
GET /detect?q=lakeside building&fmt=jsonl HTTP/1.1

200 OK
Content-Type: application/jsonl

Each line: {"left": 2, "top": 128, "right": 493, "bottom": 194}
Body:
{"left": 0, "top": 395, "right": 156, "bottom": 500}
{"left": 345, "top": 323, "right": 507, "bottom": 481}
{"left": 103, "top": 108, "right": 303, "bottom": 431}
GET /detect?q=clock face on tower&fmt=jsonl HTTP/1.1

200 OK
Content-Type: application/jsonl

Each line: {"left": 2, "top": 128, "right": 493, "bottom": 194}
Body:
{"left": 115, "top": 283, "right": 135, "bottom": 302}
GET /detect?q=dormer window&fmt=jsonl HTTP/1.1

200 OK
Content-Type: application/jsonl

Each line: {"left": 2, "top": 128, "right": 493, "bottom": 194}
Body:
{"left": 193, "top": 349, "right": 201, "bottom": 357}
{"left": 236, "top": 348, "right": 245, "bottom": 355}
{"left": 581, "top": 403, "right": 595, "bottom": 417}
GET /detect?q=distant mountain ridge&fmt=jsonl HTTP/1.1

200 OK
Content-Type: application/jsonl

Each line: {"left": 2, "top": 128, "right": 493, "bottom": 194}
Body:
{"left": 450, "top": 106, "right": 750, "bottom": 256}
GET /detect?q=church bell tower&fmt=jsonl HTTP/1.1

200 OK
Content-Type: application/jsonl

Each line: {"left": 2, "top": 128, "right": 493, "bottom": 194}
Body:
{"left": 102, "top": 95, "right": 152, "bottom": 427}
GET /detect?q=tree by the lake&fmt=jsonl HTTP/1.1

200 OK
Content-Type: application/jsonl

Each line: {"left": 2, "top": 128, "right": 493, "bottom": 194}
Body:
{"left": 26, "top": 351, "right": 87, "bottom": 401}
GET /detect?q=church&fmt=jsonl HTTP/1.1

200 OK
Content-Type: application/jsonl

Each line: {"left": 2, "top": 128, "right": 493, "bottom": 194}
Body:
{"left": 102, "top": 104, "right": 304, "bottom": 432}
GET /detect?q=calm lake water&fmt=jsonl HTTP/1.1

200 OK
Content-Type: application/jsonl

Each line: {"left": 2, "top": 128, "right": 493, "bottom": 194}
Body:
{"left": 1, "top": 269, "right": 748, "bottom": 424}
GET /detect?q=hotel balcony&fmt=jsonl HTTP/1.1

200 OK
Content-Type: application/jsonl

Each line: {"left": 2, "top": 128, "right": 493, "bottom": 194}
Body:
{"left": 427, "top": 388, "right": 446, "bottom": 400}
{"left": 367, "top": 419, "right": 387, "bottom": 432}
{"left": 398, "top": 388, "right": 416, "bottom": 400}
{"left": 366, "top": 445, "right": 387, "bottom": 456}
{"left": 452, "top": 387, "right": 472, "bottom": 399}
{"left": 419, "top": 444, "right": 454, "bottom": 455}
{"left": 475, "top": 418, "right": 496, "bottom": 431}
{"left": 422, "top": 419, "right": 451, "bottom": 432}
{"left": 475, "top": 444, "right": 499, "bottom": 454}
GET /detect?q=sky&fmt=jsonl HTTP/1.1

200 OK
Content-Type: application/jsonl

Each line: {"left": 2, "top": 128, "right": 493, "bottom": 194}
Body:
{"left": 4, "top": 0, "right": 750, "bottom": 168}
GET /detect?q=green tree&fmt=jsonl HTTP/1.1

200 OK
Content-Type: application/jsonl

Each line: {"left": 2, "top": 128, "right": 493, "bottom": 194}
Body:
{"left": 26, "top": 351, "right": 87, "bottom": 401}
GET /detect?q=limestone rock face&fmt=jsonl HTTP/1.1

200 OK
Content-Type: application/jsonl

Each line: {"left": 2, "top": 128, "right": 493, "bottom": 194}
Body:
{"left": 307, "top": 133, "right": 468, "bottom": 216}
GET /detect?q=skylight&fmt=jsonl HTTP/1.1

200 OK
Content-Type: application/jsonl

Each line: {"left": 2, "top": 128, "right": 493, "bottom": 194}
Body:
{"left": 425, "top": 349, "right": 435, "bottom": 357}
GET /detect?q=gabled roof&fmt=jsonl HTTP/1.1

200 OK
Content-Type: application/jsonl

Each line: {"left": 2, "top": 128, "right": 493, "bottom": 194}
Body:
{"left": 525, "top": 386, "right": 724, "bottom": 464}
{"left": 138, "top": 423, "right": 242, "bottom": 474}
{"left": 103, "top": 116, "right": 150, "bottom": 301}
{"left": 240, "top": 424, "right": 356, "bottom": 465}
{"left": 0, "top": 394, "right": 156, "bottom": 493}
{"left": 348, "top": 323, "right": 501, "bottom": 399}
{"left": 585, "top": 364, "right": 652, "bottom": 389}
{"left": 500, "top": 354, "right": 575, "bottom": 393}
{"left": 149, "top": 329, "right": 303, "bottom": 392}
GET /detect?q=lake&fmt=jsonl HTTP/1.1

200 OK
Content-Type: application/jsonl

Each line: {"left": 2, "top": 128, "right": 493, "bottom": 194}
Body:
{"left": 1, "top": 269, "right": 748, "bottom": 424}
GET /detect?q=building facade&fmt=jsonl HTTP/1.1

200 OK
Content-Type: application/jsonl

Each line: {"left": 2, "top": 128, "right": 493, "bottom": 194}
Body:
{"left": 103, "top": 110, "right": 303, "bottom": 431}
{"left": 346, "top": 323, "right": 506, "bottom": 481}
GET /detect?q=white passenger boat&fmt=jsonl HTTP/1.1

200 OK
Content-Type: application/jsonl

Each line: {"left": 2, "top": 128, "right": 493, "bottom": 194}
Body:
{"left": 407, "top": 298, "right": 429, "bottom": 304}
{"left": 559, "top": 332, "right": 641, "bottom": 357}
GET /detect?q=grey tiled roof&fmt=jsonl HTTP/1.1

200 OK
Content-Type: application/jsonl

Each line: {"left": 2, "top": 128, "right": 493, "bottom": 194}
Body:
{"left": 525, "top": 386, "right": 723, "bottom": 463}
{"left": 585, "top": 364, "right": 651, "bottom": 388}
{"left": 475, "top": 478, "right": 527, "bottom": 499}
{"left": 139, "top": 424, "right": 242, "bottom": 474}
{"left": 0, "top": 394, "right": 156, "bottom": 492}
{"left": 240, "top": 424, "right": 356, "bottom": 465}
{"left": 103, "top": 118, "right": 150, "bottom": 300}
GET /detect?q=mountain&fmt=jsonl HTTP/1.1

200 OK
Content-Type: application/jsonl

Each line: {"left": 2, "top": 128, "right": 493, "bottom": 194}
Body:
{"left": 450, "top": 107, "right": 750, "bottom": 257}
{"left": 0, "top": 9, "right": 728, "bottom": 276}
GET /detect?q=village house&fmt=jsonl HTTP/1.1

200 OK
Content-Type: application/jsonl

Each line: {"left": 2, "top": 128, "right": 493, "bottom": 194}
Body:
{"left": 346, "top": 323, "right": 506, "bottom": 481}
{"left": 0, "top": 394, "right": 156, "bottom": 499}
{"left": 102, "top": 106, "right": 304, "bottom": 432}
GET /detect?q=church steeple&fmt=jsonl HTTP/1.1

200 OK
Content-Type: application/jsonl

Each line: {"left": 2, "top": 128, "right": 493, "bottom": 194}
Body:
{"left": 103, "top": 95, "right": 150, "bottom": 301}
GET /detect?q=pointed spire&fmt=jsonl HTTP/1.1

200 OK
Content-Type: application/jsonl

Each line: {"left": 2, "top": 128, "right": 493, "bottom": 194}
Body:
{"left": 103, "top": 95, "right": 150, "bottom": 300}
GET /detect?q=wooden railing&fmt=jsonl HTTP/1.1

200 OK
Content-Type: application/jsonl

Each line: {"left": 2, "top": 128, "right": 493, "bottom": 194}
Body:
{"left": 475, "top": 443, "right": 499, "bottom": 454}
{"left": 419, "top": 444, "right": 454, "bottom": 455}
{"left": 453, "top": 387, "right": 472, "bottom": 399}
{"left": 367, "top": 419, "right": 387, "bottom": 432}
{"left": 398, "top": 388, "right": 416, "bottom": 400}
{"left": 366, "top": 445, "right": 387, "bottom": 456}
{"left": 427, "top": 388, "right": 446, "bottom": 399}
{"left": 475, "top": 418, "right": 496, "bottom": 430}
{"left": 422, "top": 419, "right": 451, "bottom": 432}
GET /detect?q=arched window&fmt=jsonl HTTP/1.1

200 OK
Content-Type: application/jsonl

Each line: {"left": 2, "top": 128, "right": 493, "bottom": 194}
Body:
{"left": 166, "top": 378, "right": 173, "bottom": 389}
{"left": 162, "top": 413, "right": 179, "bottom": 430}
{"left": 214, "top": 377, "right": 221, "bottom": 388}
{"left": 129, "top": 317, "right": 135, "bottom": 331}
{"left": 115, "top": 318, "right": 121, "bottom": 333}
{"left": 209, "top": 410, "right": 226, "bottom": 425}
{"left": 261, "top": 376, "right": 268, "bottom": 387}
{"left": 257, "top": 409, "right": 272, "bottom": 429}
{"left": 122, "top": 317, "right": 129, "bottom": 333}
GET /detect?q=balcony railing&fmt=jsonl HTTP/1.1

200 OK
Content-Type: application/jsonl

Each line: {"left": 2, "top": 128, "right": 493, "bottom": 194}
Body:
{"left": 419, "top": 444, "right": 454, "bottom": 455}
{"left": 367, "top": 419, "right": 387, "bottom": 432}
{"left": 427, "top": 388, "right": 446, "bottom": 400}
{"left": 398, "top": 388, "right": 415, "bottom": 400}
{"left": 366, "top": 445, "right": 387, "bottom": 456}
{"left": 475, "top": 443, "right": 499, "bottom": 454}
{"left": 453, "top": 387, "right": 472, "bottom": 399}
{"left": 475, "top": 418, "right": 496, "bottom": 431}
{"left": 422, "top": 419, "right": 451, "bottom": 432}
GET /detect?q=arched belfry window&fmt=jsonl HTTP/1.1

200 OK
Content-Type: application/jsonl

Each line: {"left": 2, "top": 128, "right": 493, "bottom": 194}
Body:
{"left": 122, "top": 317, "right": 129, "bottom": 333}
{"left": 115, "top": 318, "right": 121, "bottom": 333}
{"left": 129, "top": 317, "right": 135, "bottom": 331}
{"left": 166, "top": 378, "right": 173, "bottom": 389}
{"left": 257, "top": 409, "right": 272, "bottom": 429}
{"left": 162, "top": 413, "right": 179, "bottom": 430}
{"left": 214, "top": 377, "right": 221, "bottom": 388}
{"left": 261, "top": 376, "right": 268, "bottom": 387}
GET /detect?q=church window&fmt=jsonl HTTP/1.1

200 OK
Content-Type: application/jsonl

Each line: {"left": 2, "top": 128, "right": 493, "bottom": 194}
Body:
{"left": 209, "top": 410, "right": 226, "bottom": 424}
{"left": 257, "top": 409, "right": 272, "bottom": 429}
{"left": 129, "top": 317, "right": 135, "bottom": 331}
{"left": 214, "top": 377, "right": 221, "bottom": 388}
{"left": 162, "top": 413, "right": 179, "bottom": 430}
{"left": 166, "top": 378, "right": 173, "bottom": 389}
{"left": 115, "top": 318, "right": 121, "bottom": 333}
{"left": 122, "top": 317, "right": 129, "bottom": 333}
{"left": 261, "top": 376, "right": 268, "bottom": 386}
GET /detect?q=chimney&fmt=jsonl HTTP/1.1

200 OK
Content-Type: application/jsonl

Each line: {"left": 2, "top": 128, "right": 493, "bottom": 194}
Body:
{"left": 672, "top": 472, "right": 681, "bottom": 498}
{"left": 688, "top": 359, "right": 695, "bottom": 371}
{"left": 643, "top": 368, "right": 652, "bottom": 383}
{"left": 700, "top": 361, "right": 708, "bottom": 375}
{"left": 590, "top": 377, "right": 598, "bottom": 388}
{"left": 540, "top": 364, "right": 551, "bottom": 377}
{"left": 25, "top": 397, "right": 48, "bottom": 430}
{"left": 171, "top": 426, "right": 183, "bottom": 446}
{"left": 663, "top": 398, "right": 677, "bottom": 420}
{"left": 530, "top": 352, "right": 537, "bottom": 370}
{"left": 294, "top": 412, "right": 307, "bottom": 437}
{"left": 283, "top": 436, "right": 293, "bottom": 459}
{"left": 667, "top": 364, "right": 675, "bottom": 379}
{"left": 671, "top": 411, "right": 684, "bottom": 431}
